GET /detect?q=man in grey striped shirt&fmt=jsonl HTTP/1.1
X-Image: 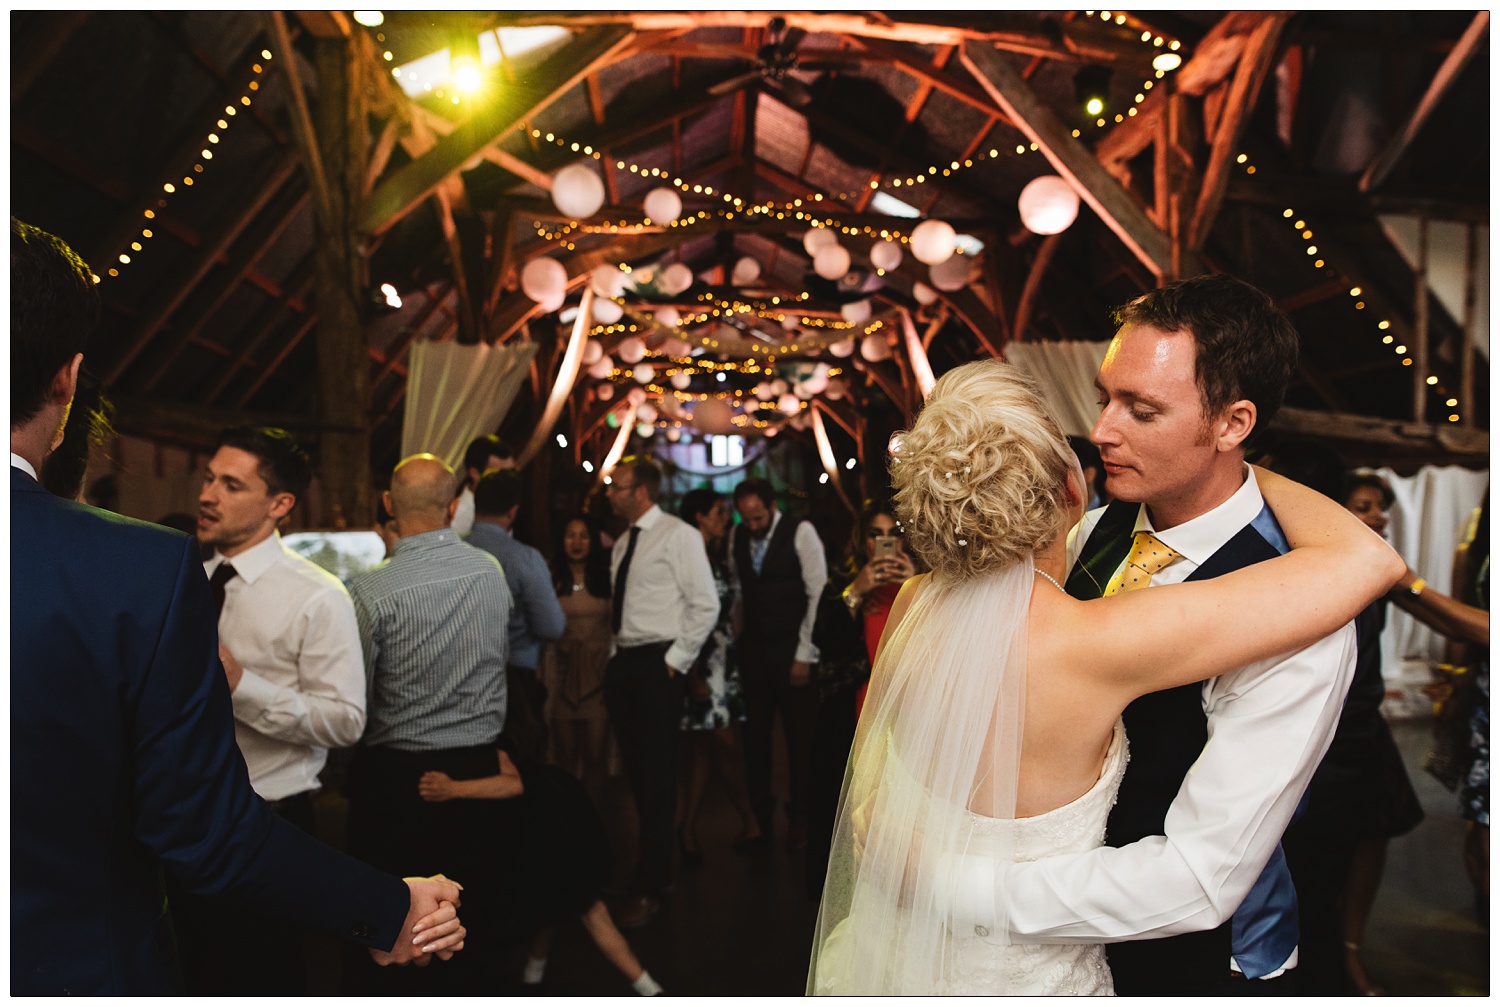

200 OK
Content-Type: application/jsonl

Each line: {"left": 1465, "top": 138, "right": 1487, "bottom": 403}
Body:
{"left": 342, "top": 453, "right": 513, "bottom": 993}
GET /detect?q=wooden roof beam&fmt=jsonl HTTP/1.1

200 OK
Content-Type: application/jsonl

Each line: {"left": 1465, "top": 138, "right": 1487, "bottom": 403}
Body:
{"left": 201, "top": 263, "right": 315, "bottom": 406}
{"left": 961, "top": 40, "right": 1197, "bottom": 283}
{"left": 359, "top": 26, "right": 634, "bottom": 236}
{"left": 12, "top": 12, "right": 90, "bottom": 106}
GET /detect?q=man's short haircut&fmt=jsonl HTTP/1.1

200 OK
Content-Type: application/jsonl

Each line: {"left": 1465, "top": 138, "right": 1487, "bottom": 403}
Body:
{"left": 617, "top": 455, "right": 663, "bottom": 502}
{"left": 12, "top": 218, "right": 100, "bottom": 427}
{"left": 473, "top": 468, "right": 525, "bottom": 517}
{"left": 1114, "top": 273, "right": 1299, "bottom": 432}
{"left": 733, "top": 477, "right": 776, "bottom": 509}
{"left": 464, "top": 434, "right": 515, "bottom": 474}
{"left": 215, "top": 426, "right": 312, "bottom": 504}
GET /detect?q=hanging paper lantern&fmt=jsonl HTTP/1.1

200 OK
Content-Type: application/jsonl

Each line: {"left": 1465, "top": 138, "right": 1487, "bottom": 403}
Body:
{"left": 776, "top": 393, "right": 801, "bottom": 414}
{"left": 913, "top": 281, "right": 939, "bottom": 305}
{"left": 660, "top": 337, "right": 692, "bottom": 357}
{"left": 1017, "top": 175, "right": 1081, "bottom": 236}
{"left": 814, "top": 244, "right": 851, "bottom": 280}
{"left": 829, "top": 338, "right": 856, "bottom": 358}
{"left": 753, "top": 381, "right": 773, "bottom": 399}
{"left": 869, "top": 239, "right": 903, "bottom": 272}
{"left": 929, "top": 252, "right": 973, "bottom": 292}
{"left": 910, "top": 219, "right": 957, "bottom": 265}
{"left": 551, "top": 164, "right": 606, "bottom": 219}
{"left": 636, "top": 423, "right": 655, "bottom": 438}
{"left": 626, "top": 387, "right": 647, "bottom": 407}
{"left": 731, "top": 256, "right": 762, "bottom": 285}
{"left": 801, "top": 370, "right": 830, "bottom": 396}
{"left": 666, "top": 427, "right": 682, "bottom": 443}
{"left": 632, "top": 363, "right": 655, "bottom": 384}
{"left": 692, "top": 397, "right": 734, "bottom": 435}
{"left": 520, "top": 256, "right": 568, "bottom": 307}
{"left": 825, "top": 377, "right": 847, "bottom": 401}
{"left": 587, "top": 354, "right": 614, "bottom": 380}
{"left": 617, "top": 336, "right": 647, "bottom": 364}
{"left": 803, "top": 228, "right": 838, "bottom": 256}
{"left": 661, "top": 262, "right": 694, "bottom": 295}
{"left": 643, "top": 186, "right": 682, "bottom": 224}
{"left": 790, "top": 412, "right": 810, "bottom": 431}
{"left": 582, "top": 339, "right": 604, "bottom": 365}
{"left": 670, "top": 371, "right": 692, "bottom": 390}
{"left": 764, "top": 424, "right": 780, "bottom": 438}
{"left": 654, "top": 307, "right": 680, "bottom": 328}
{"left": 636, "top": 403, "right": 659, "bottom": 424}
{"left": 589, "top": 264, "right": 626, "bottom": 298}
{"left": 770, "top": 378, "right": 789, "bottom": 397}
{"left": 591, "top": 298, "right": 623, "bottom": 325}
{"left": 860, "top": 333, "right": 892, "bottom": 362}
{"left": 596, "top": 383, "right": 615, "bottom": 401}
{"left": 841, "top": 299, "right": 871, "bottom": 324}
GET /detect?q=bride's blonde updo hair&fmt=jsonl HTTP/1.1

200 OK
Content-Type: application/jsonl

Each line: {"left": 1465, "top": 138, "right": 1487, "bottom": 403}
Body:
{"left": 891, "top": 359, "right": 1074, "bottom": 580}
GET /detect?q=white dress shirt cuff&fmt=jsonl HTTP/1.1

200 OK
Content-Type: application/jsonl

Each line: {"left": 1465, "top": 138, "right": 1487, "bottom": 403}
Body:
{"left": 795, "top": 642, "right": 821, "bottom": 664}
{"left": 939, "top": 852, "right": 1002, "bottom": 941}
{"left": 664, "top": 643, "right": 695, "bottom": 674}
{"left": 228, "top": 667, "right": 281, "bottom": 725}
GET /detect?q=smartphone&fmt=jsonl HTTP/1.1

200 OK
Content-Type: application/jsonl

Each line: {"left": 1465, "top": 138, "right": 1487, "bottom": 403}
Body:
{"left": 872, "top": 535, "right": 900, "bottom": 558}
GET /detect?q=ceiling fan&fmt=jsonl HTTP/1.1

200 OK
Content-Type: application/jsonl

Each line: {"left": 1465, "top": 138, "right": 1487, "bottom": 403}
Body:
{"left": 706, "top": 17, "right": 844, "bottom": 108}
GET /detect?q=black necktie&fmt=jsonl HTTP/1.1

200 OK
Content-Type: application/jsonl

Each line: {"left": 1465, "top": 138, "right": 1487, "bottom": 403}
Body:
{"left": 611, "top": 526, "right": 641, "bottom": 634}
{"left": 209, "top": 562, "right": 238, "bottom": 618}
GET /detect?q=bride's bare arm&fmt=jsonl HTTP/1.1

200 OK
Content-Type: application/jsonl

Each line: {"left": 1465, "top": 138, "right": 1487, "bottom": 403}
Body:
{"left": 1063, "top": 466, "right": 1403, "bottom": 696}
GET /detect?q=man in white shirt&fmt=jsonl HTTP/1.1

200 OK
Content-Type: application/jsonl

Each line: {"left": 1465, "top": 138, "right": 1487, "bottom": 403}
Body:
{"left": 953, "top": 273, "right": 1357, "bottom": 995}
{"left": 450, "top": 434, "right": 515, "bottom": 536}
{"left": 186, "top": 425, "right": 367, "bottom": 993}
{"left": 729, "top": 477, "right": 829, "bottom": 850}
{"left": 604, "top": 456, "right": 720, "bottom": 928}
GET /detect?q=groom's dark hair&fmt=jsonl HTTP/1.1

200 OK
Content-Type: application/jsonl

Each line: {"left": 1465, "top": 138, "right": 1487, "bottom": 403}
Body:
{"left": 1114, "top": 273, "right": 1298, "bottom": 434}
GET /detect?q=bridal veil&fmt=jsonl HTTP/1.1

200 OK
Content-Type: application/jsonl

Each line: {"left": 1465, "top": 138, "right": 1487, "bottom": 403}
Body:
{"left": 807, "top": 559, "right": 1031, "bottom": 994}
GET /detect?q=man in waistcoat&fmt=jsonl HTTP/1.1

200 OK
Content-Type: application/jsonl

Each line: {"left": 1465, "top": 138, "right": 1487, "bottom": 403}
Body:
{"left": 729, "top": 478, "right": 829, "bottom": 850}
{"left": 946, "top": 273, "right": 1358, "bottom": 995}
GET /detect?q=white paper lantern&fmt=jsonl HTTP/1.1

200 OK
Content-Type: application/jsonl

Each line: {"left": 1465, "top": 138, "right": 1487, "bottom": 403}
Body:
{"left": 1018, "top": 175, "right": 1081, "bottom": 236}
{"left": 929, "top": 252, "right": 973, "bottom": 292}
{"left": 770, "top": 378, "right": 789, "bottom": 397}
{"left": 829, "top": 339, "right": 856, "bottom": 359}
{"left": 661, "top": 262, "right": 694, "bottom": 295}
{"left": 860, "top": 333, "right": 892, "bottom": 362}
{"left": 814, "top": 244, "right": 851, "bottom": 280}
{"left": 777, "top": 393, "right": 802, "bottom": 414}
{"left": 520, "top": 256, "right": 567, "bottom": 306}
{"left": 636, "top": 403, "right": 659, "bottom": 424}
{"left": 764, "top": 424, "right": 780, "bottom": 438}
{"left": 582, "top": 339, "right": 604, "bottom": 366}
{"left": 910, "top": 219, "right": 957, "bottom": 265}
{"left": 635, "top": 423, "right": 655, "bottom": 438}
{"left": 825, "top": 377, "right": 847, "bottom": 401}
{"left": 632, "top": 363, "right": 655, "bottom": 384}
{"left": 869, "top": 239, "right": 903, "bottom": 272}
{"left": 587, "top": 354, "right": 614, "bottom": 380}
{"left": 753, "top": 381, "right": 773, "bottom": 400}
{"left": 670, "top": 371, "right": 692, "bottom": 390}
{"left": 731, "top": 256, "right": 762, "bottom": 285}
{"left": 801, "top": 370, "right": 830, "bottom": 396}
{"left": 913, "top": 281, "right": 939, "bottom": 305}
{"left": 590, "top": 298, "right": 623, "bottom": 325}
{"left": 692, "top": 397, "right": 734, "bottom": 435}
{"left": 841, "top": 299, "right": 872, "bottom": 324}
{"left": 803, "top": 228, "right": 838, "bottom": 256}
{"left": 654, "top": 307, "right": 680, "bottom": 328}
{"left": 626, "top": 387, "right": 647, "bottom": 407}
{"left": 666, "top": 427, "right": 682, "bottom": 442}
{"left": 643, "top": 186, "right": 682, "bottom": 224}
{"left": 595, "top": 383, "right": 615, "bottom": 401}
{"left": 789, "top": 412, "right": 809, "bottom": 431}
{"left": 589, "top": 264, "right": 626, "bottom": 298}
{"left": 660, "top": 337, "right": 692, "bottom": 357}
{"left": 551, "top": 163, "right": 606, "bottom": 219}
{"left": 617, "top": 336, "right": 646, "bottom": 364}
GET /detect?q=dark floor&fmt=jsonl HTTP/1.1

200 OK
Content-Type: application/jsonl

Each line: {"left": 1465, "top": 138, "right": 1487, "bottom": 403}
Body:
{"left": 302, "top": 718, "right": 1486, "bottom": 997}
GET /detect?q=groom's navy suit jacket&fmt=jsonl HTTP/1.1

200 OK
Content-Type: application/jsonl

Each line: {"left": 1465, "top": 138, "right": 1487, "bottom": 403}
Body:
{"left": 1066, "top": 498, "right": 1292, "bottom": 995}
{"left": 10, "top": 466, "right": 408, "bottom": 994}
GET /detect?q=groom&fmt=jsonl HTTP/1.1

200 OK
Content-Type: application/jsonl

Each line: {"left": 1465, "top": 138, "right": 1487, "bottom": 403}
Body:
{"left": 950, "top": 274, "right": 1358, "bottom": 994}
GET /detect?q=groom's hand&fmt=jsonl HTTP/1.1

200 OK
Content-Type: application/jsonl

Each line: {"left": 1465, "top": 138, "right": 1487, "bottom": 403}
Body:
{"left": 371, "top": 875, "right": 465, "bottom": 966}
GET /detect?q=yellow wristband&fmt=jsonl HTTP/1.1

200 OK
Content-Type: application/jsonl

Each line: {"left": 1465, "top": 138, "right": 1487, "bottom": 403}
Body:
{"left": 1407, "top": 578, "right": 1427, "bottom": 599}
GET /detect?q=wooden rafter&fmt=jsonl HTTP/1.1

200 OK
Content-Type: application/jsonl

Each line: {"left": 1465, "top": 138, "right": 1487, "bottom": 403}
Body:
{"left": 201, "top": 264, "right": 316, "bottom": 406}
{"left": 359, "top": 26, "right": 635, "bottom": 236}
{"left": 433, "top": 187, "right": 478, "bottom": 342}
{"left": 266, "top": 12, "right": 333, "bottom": 225}
{"left": 12, "top": 12, "right": 90, "bottom": 106}
{"left": 1012, "top": 232, "right": 1063, "bottom": 342}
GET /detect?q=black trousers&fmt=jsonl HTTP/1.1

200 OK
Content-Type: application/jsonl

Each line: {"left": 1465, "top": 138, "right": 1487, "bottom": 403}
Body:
{"left": 604, "top": 642, "right": 687, "bottom": 898}
{"left": 502, "top": 663, "right": 550, "bottom": 763}
{"left": 741, "top": 643, "right": 817, "bottom": 831}
{"left": 170, "top": 791, "right": 318, "bottom": 995}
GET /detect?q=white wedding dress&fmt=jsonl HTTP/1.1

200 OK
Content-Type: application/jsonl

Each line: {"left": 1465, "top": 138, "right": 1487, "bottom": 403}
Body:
{"left": 940, "top": 720, "right": 1127, "bottom": 996}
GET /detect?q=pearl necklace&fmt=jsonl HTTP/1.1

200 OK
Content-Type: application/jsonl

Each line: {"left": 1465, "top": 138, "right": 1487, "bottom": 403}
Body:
{"left": 1034, "top": 569, "right": 1066, "bottom": 593}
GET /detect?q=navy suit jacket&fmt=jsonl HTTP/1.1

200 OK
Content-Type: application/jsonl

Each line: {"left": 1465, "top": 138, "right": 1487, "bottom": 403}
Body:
{"left": 10, "top": 467, "right": 409, "bottom": 994}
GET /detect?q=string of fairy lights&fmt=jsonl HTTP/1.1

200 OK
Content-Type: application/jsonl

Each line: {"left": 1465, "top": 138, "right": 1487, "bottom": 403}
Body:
{"left": 1236, "top": 151, "right": 1464, "bottom": 424}
{"left": 98, "top": 51, "right": 273, "bottom": 283}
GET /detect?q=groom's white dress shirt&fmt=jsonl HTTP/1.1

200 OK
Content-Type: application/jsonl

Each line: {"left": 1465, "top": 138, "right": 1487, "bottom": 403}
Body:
{"left": 951, "top": 466, "right": 1357, "bottom": 974}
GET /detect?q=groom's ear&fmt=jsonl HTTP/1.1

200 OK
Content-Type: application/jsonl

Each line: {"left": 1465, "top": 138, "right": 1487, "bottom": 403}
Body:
{"left": 1213, "top": 399, "right": 1257, "bottom": 453}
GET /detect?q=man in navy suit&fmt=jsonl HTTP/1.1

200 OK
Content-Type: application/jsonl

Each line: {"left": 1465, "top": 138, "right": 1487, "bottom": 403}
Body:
{"left": 9, "top": 218, "right": 466, "bottom": 994}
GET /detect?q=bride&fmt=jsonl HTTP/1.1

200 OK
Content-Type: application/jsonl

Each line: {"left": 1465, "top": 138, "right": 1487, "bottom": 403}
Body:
{"left": 807, "top": 359, "right": 1402, "bottom": 995}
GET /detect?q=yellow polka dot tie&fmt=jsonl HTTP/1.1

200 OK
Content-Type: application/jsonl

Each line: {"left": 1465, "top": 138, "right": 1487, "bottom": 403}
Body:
{"left": 1103, "top": 531, "right": 1184, "bottom": 596}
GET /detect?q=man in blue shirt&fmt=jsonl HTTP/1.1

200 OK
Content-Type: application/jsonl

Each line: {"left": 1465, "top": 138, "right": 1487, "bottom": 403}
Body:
{"left": 466, "top": 468, "right": 566, "bottom": 760}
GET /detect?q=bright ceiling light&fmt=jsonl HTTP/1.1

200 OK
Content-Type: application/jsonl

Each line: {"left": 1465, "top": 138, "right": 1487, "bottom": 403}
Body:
{"left": 353, "top": 11, "right": 384, "bottom": 27}
{"left": 1152, "top": 52, "right": 1183, "bottom": 72}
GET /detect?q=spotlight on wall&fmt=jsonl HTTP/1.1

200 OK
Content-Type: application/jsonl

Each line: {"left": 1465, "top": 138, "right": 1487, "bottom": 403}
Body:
{"left": 1074, "top": 65, "right": 1112, "bottom": 119}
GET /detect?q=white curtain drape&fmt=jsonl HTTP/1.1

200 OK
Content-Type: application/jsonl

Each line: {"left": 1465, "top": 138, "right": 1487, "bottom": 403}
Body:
{"left": 1000, "top": 341, "right": 1109, "bottom": 438}
{"left": 401, "top": 339, "right": 539, "bottom": 472}
{"left": 1377, "top": 464, "right": 1489, "bottom": 665}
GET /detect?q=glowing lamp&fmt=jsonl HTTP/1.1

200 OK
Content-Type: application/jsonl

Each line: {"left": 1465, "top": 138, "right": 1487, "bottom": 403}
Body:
{"left": 551, "top": 164, "right": 606, "bottom": 219}
{"left": 1018, "top": 175, "right": 1081, "bottom": 235}
{"left": 910, "top": 219, "right": 956, "bottom": 265}
{"left": 643, "top": 186, "right": 682, "bottom": 224}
